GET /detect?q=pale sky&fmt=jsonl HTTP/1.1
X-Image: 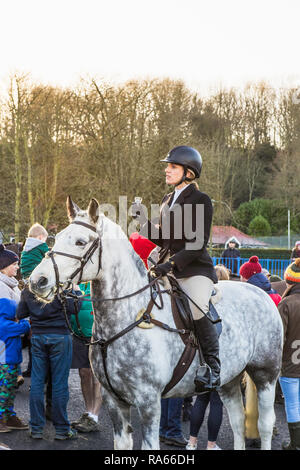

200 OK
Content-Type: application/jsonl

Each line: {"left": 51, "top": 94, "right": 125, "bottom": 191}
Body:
{"left": 0, "top": 0, "right": 300, "bottom": 94}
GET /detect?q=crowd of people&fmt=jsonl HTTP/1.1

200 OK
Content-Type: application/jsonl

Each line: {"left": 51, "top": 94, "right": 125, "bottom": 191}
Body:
{"left": 0, "top": 145, "right": 299, "bottom": 451}
{"left": 0, "top": 224, "right": 299, "bottom": 450}
{"left": 0, "top": 223, "right": 101, "bottom": 449}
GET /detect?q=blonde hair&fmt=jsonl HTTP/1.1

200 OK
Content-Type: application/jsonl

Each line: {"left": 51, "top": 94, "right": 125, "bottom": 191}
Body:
{"left": 185, "top": 169, "right": 199, "bottom": 189}
{"left": 28, "top": 223, "right": 48, "bottom": 239}
{"left": 215, "top": 264, "right": 230, "bottom": 280}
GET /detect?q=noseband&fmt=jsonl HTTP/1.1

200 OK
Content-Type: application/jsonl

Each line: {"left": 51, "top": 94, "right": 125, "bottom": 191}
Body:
{"left": 47, "top": 220, "right": 102, "bottom": 293}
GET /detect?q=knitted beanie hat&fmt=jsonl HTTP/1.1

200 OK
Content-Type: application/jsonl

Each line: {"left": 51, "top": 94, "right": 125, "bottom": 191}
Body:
{"left": 239, "top": 255, "right": 262, "bottom": 280}
{"left": 0, "top": 244, "right": 19, "bottom": 270}
{"left": 284, "top": 258, "right": 300, "bottom": 284}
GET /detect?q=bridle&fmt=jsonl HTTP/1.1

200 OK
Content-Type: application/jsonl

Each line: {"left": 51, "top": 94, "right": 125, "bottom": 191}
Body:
{"left": 46, "top": 220, "right": 102, "bottom": 293}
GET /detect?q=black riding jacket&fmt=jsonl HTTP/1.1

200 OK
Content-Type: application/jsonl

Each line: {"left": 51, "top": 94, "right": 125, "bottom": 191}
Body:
{"left": 144, "top": 184, "right": 217, "bottom": 283}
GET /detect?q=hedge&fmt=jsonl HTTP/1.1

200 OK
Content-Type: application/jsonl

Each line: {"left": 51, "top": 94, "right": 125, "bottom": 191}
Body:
{"left": 211, "top": 248, "right": 292, "bottom": 260}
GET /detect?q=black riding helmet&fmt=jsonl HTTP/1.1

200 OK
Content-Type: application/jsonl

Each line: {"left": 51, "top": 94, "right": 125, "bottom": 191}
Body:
{"left": 161, "top": 146, "right": 202, "bottom": 186}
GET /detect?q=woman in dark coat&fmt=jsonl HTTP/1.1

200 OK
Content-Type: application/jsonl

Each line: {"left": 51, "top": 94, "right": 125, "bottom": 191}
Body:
{"left": 132, "top": 146, "right": 220, "bottom": 393}
{"left": 278, "top": 258, "right": 300, "bottom": 450}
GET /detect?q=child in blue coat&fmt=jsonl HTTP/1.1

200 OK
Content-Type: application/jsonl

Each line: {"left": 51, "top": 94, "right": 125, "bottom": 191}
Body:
{"left": 0, "top": 298, "right": 30, "bottom": 432}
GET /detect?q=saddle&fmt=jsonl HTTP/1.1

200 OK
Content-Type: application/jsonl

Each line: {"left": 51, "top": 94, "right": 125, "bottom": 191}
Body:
{"left": 168, "top": 276, "right": 222, "bottom": 329}
{"left": 161, "top": 276, "right": 222, "bottom": 396}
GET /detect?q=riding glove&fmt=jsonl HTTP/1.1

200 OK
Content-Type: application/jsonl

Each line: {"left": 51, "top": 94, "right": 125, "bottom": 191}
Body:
{"left": 151, "top": 261, "right": 175, "bottom": 277}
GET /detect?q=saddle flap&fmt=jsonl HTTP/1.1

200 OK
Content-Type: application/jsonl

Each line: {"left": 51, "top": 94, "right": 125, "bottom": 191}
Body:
{"left": 168, "top": 276, "right": 194, "bottom": 345}
{"left": 174, "top": 295, "right": 194, "bottom": 332}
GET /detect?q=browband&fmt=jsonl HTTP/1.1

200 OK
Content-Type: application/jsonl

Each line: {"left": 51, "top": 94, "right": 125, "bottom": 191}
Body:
{"left": 71, "top": 220, "right": 98, "bottom": 233}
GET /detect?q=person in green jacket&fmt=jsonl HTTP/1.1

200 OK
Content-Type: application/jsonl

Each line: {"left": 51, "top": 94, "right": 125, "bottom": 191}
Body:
{"left": 20, "top": 224, "right": 49, "bottom": 280}
{"left": 70, "top": 282, "right": 102, "bottom": 433}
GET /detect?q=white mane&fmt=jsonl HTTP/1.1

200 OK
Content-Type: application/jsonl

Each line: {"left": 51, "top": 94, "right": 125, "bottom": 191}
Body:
{"left": 95, "top": 213, "right": 148, "bottom": 284}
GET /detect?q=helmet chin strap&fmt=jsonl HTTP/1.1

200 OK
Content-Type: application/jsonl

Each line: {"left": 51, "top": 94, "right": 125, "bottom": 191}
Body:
{"left": 175, "top": 173, "right": 186, "bottom": 187}
{"left": 174, "top": 167, "right": 194, "bottom": 187}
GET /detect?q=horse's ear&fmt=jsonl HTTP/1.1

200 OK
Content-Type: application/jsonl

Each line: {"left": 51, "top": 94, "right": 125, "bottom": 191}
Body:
{"left": 88, "top": 198, "right": 100, "bottom": 224}
{"left": 66, "top": 196, "right": 80, "bottom": 221}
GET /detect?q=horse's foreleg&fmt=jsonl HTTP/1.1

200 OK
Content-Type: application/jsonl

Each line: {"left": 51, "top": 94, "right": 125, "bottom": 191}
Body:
{"left": 137, "top": 396, "right": 161, "bottom": 450}
{"left": 103, "top": 389, "right": 133, "bottom": 450}
{"left": 219, "top": 377, "right": 245, "bottom": 450}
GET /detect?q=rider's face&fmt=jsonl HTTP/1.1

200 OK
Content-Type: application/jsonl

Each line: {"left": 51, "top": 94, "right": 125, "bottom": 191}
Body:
{"left": 165, "top": 163, "right": 184, "bottom": 186}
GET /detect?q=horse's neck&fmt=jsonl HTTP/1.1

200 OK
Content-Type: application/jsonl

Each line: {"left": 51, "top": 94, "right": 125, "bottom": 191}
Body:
{"left": 101, "top": 238, "right": 148, "bottom": 296}
{"left": 92, "top": 220, "right": 149, "bottom": 334}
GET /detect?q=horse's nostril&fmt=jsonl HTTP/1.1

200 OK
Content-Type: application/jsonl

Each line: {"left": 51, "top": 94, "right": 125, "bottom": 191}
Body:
{"left": 37, "top": 276, "right": 48, "bottom": 289}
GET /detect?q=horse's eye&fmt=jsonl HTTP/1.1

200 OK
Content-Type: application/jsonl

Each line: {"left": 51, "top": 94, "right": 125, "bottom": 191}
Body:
{"left": 75, "top": 240, "right": 86, "bottom": 247}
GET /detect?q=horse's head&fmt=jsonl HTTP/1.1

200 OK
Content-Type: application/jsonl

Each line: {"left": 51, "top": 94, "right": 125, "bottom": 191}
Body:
{"left": 30, "top": 196, "right": 101, "bottom": 302}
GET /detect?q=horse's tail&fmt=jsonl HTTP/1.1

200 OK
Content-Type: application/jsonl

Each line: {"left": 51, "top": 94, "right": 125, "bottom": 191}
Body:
{"left": 244, "top": 372, "right": 259, "bottom": 439}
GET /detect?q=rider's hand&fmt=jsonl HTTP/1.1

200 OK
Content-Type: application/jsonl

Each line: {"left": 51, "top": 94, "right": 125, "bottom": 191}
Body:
{"left": 150, "top": 261, "right": 175, "bottom": 277}
{"left": 131, "top": 202, "right": 148, "bottom": 225}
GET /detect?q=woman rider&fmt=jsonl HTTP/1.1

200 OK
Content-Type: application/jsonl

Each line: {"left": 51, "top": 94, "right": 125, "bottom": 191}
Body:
{"left": 132, "top": 145, "right": 220, "bottom": 393}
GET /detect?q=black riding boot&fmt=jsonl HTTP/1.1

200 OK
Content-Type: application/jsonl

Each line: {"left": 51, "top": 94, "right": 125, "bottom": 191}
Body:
{"left": 193, "top": 316, "right": 221, "bottom": 394}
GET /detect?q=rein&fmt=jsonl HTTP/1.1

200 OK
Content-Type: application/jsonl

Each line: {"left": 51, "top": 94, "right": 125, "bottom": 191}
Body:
{"left": 71, "top": 275, "right": 167, "bottom": 310}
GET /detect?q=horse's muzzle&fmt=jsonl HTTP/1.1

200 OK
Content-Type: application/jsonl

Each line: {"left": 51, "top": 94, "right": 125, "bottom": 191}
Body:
{"left": 29, "top": 276, "right": 54, "bottom": 301}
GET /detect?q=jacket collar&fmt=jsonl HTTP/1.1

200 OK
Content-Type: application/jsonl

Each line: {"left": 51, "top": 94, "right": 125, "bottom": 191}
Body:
{"left": 169, "top": 184, "right": 195, "bottom": 207}
{"left": 282, "top": 283, "right": 300, "bottom": 299}
{"left": 161, "top": 184, "right": 196, "bottom": 216}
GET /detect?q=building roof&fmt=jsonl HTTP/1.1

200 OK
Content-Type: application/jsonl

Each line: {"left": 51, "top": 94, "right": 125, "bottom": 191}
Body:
{"left": 212, "top": 226, "right": 268, "bottom": 247}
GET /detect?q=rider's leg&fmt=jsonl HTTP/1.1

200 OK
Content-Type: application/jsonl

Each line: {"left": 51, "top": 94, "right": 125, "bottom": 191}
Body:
{"left": 193, "top": 316, "right": 221, "bottom": 391}
{"left": 177, "top": 276, "right": 220, "bottom": 392}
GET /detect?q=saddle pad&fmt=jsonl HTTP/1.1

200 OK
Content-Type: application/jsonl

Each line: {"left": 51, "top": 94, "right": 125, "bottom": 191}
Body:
{"left": 208, "top": 301, "right": 222, "bottom": 337}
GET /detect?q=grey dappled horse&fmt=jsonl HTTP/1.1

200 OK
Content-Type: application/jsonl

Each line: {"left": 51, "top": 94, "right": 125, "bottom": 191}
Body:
{"left": 29, "top": 198, "right": 283, "bottom": 450}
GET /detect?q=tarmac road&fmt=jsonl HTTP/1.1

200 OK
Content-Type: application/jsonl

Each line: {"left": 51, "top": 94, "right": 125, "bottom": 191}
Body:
{"left": 0, "top": 349, "right": 290, "bottom": 452}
